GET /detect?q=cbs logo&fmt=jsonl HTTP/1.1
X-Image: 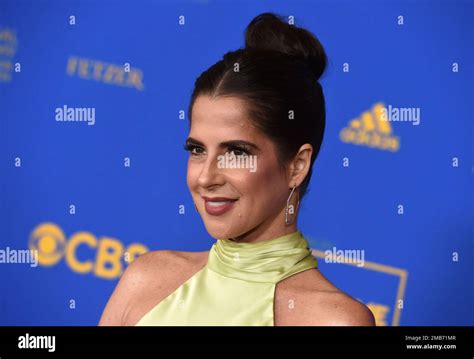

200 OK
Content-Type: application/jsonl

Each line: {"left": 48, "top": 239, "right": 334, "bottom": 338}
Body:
{"left": 28, "top": 222, "right": 148, "bottom": 279}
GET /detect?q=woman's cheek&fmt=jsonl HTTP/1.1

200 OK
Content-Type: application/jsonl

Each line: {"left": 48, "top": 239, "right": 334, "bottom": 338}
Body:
{"left": 186, "top": 162, "right": 199, "bottom": 191}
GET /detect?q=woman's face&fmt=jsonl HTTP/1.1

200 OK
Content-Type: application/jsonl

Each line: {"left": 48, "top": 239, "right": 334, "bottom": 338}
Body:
{"left": 186, "top": 95, "right": 291, "bottom": 242}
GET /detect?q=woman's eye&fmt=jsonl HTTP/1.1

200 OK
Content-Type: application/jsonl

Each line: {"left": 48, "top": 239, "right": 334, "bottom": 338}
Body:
{"left": 184, "top": 144, "right": 205, "bottom": 156}
{"left": 191, "top": 147, "right": 202, "bottom": 155}
{"left": 184, "top": 144, "right": 250, "bottom": 157}
{"left": 228, "top": 147, "right": 250, "bottom": 156}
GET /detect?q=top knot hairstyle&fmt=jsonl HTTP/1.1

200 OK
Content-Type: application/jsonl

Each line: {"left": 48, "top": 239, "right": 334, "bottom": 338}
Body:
{"left": 188, "top": 12, "right": 327, "bottom": 198}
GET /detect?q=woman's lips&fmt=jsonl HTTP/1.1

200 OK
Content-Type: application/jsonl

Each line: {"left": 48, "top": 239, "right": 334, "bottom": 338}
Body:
{"left": 202, "top": 197, "right": 238, "bottom": 216}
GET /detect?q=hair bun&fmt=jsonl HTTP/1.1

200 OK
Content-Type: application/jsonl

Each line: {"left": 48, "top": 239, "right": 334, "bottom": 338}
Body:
{"left": 244, "top": 13, "right": 327, "bottom": 80}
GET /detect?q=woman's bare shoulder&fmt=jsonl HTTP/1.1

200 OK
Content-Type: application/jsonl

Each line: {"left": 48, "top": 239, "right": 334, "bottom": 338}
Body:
{"left": 275, "top": 268, "right": 376, "bottom": 326}
{"left": 120, "top": 249, "right": 209, "bottom": 291}
{"left": 130, "top": 249, "right": 209, "bottom": 274}
{"left": 98, "top": 249, "right": 209, "bottom": 326}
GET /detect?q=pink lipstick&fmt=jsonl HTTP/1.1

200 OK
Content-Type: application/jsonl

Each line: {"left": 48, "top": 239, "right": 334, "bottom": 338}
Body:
{"left": 202, "top": 196, "right": 238, "bottom": 216}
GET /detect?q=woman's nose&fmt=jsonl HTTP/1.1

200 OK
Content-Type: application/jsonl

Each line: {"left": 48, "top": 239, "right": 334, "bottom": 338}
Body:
{"left": 197, "top": 153, "right": 225, "bottom": 188}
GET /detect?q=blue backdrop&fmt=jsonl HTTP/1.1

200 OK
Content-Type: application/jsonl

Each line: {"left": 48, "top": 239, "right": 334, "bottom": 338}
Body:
{"left": 0, "top": 0, "right": 472, "bottom": 326}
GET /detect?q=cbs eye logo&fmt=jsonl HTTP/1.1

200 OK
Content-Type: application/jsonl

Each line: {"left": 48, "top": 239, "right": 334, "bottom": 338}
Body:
{"left": 28, "top": 223, "right": 66, "bottom": 266}
{"left": 28, "top": 222, "right": 148, "bottom": 279}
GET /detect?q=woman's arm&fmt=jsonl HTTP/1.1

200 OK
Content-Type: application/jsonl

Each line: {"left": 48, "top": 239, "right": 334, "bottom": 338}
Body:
{"left": 98, "top": 253, "right": 152, "bottom": 326}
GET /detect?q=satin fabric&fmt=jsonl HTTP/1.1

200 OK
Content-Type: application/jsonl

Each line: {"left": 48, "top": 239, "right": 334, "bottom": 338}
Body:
{"left": 135, "top": 230, "right": 317, "bottom": 326}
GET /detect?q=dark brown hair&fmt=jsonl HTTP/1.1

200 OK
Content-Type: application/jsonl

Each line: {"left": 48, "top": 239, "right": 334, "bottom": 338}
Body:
{"left": 188, "top": 12, "right": 327, "bottom": 198}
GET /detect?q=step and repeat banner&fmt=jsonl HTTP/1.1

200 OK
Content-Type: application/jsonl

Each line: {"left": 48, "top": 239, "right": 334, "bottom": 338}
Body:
{"left": 0, "top": 0, "right": 472, "bottom": 326}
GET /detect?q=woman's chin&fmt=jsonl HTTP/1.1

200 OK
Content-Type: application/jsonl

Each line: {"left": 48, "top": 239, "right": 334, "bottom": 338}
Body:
{"left": 203, "top": 222, "right": 241, "bottom": 241}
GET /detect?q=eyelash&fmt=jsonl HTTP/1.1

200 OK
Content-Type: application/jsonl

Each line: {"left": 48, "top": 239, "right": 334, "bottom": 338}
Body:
{"left": 183, "top": 144, "right": 252, "bottom": 157}
{"left": 183, "top": 144, "right": 204, "bottom": 156}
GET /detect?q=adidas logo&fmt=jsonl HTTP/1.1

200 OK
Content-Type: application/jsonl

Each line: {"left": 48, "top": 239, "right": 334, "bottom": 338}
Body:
{"left": 339, "top": 102, "right": 400, "bottom": 152}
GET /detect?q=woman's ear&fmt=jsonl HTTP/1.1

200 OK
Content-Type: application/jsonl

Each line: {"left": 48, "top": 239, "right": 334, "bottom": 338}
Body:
{"left": 287, "top": 144, "right": 313, "bottom": 187}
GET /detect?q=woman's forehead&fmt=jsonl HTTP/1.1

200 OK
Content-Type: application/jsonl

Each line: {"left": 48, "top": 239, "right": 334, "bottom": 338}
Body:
{"left": 192, "top": 95, "right": 248, "bottom": 123}
{"left": 190, "top": 96, "right": 260, "bottom": 138}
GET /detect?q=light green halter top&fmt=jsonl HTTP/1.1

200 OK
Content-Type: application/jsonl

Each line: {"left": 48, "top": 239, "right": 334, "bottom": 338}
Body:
{"left": 135, "top": 230, "right": 317, "bottom": 326}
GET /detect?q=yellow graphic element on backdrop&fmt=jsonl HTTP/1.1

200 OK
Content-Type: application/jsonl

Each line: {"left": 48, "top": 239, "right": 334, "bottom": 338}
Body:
{"left": 0, "top": 28, "right": 18, "bottom": 82}
{"left": 340, "top": 102, "right": 400, "bottom": 152}
{"left": 66, "top": 56, "right": 145, "bottom": 91}
{"left": 29, "top": 223, "right": 67, "bottom": 266}
{"left": 366, "top": 302, "right": 391, "bottom": 326}
{"left": 29, "top": 222, "right": 148, "bottom": 279}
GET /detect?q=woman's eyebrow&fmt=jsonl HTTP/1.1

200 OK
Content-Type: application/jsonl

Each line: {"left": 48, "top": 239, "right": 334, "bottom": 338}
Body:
{"left": 185, "top": 137, "right": 260, "bottom": 151}
{"left": 185, "top": 137, "right": 204, "bottom": 146}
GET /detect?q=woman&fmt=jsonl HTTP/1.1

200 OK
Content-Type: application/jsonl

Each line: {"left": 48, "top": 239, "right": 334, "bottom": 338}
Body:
{"left": 99, "top": 12, "right": 375, "bottom": 326}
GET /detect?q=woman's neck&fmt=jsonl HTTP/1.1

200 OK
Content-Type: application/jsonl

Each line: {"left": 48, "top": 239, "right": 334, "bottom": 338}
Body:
{"left": 230, "top": 208, "right": 298, "bottom": 243}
